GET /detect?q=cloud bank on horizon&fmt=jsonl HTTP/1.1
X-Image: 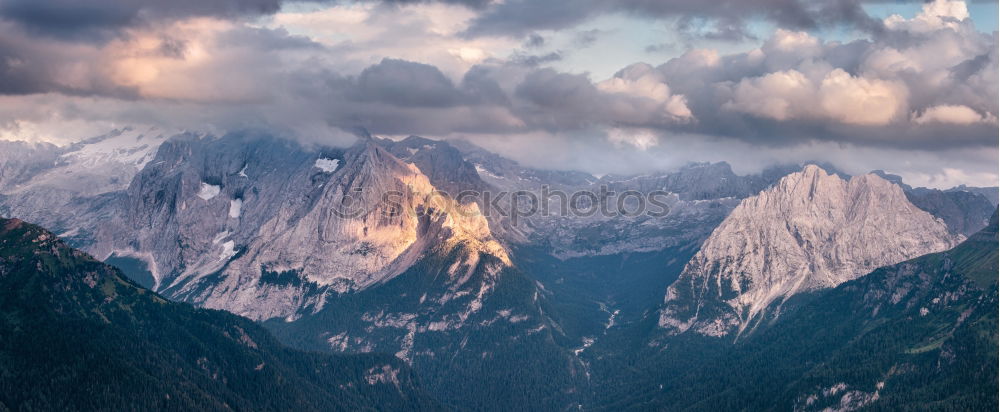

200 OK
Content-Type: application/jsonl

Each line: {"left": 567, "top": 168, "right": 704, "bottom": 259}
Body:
{"left": 0, "top": 0, "right": 996, "bottom": 188}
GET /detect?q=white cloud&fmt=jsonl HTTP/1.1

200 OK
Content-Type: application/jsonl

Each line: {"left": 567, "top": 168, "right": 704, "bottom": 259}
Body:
{"left": 724, "top": 69, "right": 813, "bottom": 121}
{"left": 265, "top": 3, "right": 517, "bottom": 78}
{"left": 764, "top": 29, "right": 820, "bottom": 54}
{"left": 724, "top": 68, "right": 908, "bottom": 125}
{"left": 912, "top": 105, "right": 997, "bottom": 125}
{"left": 818, "top": 69, "right": 907, "bottom": 126}
{"left": 606, "top": 128, "right": 659, "bottom": 150}
{"left": 759, "top": 29, "right": 822, "bottom": 70}
{"left": 900, "top": 167, "right": 998, "bottom": 190}
{"left": 884, "top": 0, "right": 970, "bottom": 33}
{"left": 597, "top": 63, "right": 693, "bottom": 122}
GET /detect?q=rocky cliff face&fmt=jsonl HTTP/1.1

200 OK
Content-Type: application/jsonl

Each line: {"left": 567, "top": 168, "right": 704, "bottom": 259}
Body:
{"left": 659, "top": 165, "right": 961, "bottom": 337}
{"left": 85, "top": 133, "right": 509, "bottom": 322}
{"left": 381, "top": 135, "right": 491, "bottom": 196}
{"left": 67, "top": 132, "right": 579, "bottom": 410}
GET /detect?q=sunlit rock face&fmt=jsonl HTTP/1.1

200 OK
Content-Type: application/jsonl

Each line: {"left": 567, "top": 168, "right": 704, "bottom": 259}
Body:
{"left": 84, "top": 133, "right": 509, "bottom": 321}
{"left": 660, "top": 165, "right": 960, "bottom": 337}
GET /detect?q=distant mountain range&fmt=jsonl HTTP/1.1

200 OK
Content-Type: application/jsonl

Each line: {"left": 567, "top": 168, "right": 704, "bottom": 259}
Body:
{"left": 0, "top": 129, "right": 996, "bottom": 410}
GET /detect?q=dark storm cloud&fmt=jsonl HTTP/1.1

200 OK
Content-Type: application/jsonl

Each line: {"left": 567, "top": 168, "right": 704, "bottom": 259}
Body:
{"left": 353, "top": 58, "right": 465, "bottom": 107}
{"left": 506, "top": 63, "right": 695, "bottom": 132}
{"left": 0, "top": 20, "right": 321, "bottom": 97}
{"left": 0, "top": 0, "right": 896, "bottom": 42}
{"left": 0, "top": 38, "right": 49, "bottom": 94}
{"left": 0, "top": 23, "right": 137, "bottom": 96}
{"left": 0, "top": 0, "right": 283, "bottom": 39}
{"left": 513, "top": 69, "right": 601, "bottom": 128}
{"left": 458, "top": 66, "right": 511, "bottom": 105}
{"left": 258, "top": 56, "right": 692, "bottom": 137}
{"left": 0, "top": 0, "right": 497, "bottom": 41}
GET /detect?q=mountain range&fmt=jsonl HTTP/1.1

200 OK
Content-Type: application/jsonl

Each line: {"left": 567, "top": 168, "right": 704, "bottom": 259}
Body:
{"left": 0, "top": 128, "right": 996, "bottom": 410}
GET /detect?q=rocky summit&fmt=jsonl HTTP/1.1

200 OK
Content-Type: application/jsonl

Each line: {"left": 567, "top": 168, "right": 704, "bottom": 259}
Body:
{"left": 660, "top": 165, "right": 961, "bottom": 337}
{"left": 85, "top": 134, "right": 509, "bottom": 322}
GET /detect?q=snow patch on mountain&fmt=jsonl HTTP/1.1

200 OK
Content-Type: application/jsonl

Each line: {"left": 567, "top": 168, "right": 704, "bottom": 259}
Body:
{"left": 212, "top": 231, "right": 230, "bottom": 244}
{"left": 473, "top": 163, "right": 503, "bottom": 180}
{"left": 229, "top": 199, "right": 242, "bottom": 218}
{"left": 314, "top": 157, "right": 340, "bottom": 173}
{"left": 196, "top": 182, "right": 221, "bottom": 200}
{"left": 218, "top": 240, "right": 236, "bottom": 261}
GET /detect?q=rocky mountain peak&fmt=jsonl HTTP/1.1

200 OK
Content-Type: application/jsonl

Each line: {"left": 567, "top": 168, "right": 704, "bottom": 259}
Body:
{"left": 659, "top": 165, "right": 960, "bottom": 338}
{"left": 380, "top": 135, "right": 490, "bottom": 196}
{"left": 90, "top": 133, "right": 510, "bottom": 321}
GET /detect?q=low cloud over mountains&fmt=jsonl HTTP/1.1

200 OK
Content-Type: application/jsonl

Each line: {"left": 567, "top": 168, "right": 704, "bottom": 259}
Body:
{"left": 0, "top": 0, "right": 995, "bottom": 187}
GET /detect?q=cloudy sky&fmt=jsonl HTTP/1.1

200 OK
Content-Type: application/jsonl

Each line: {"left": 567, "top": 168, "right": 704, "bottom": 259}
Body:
{"left": 0, "top": 0, "right": 997, "bottom": 188}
